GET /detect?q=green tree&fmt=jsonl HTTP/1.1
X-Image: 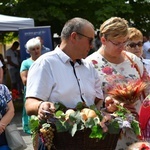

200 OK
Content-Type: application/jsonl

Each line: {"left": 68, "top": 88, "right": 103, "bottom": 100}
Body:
{"left": 0, "top": 0, "right": 149, "bottom": 40}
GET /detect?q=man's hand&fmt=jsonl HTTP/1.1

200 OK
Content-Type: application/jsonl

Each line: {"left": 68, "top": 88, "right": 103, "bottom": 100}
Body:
{"left": 37, "top": 101, "right": 55, "bottom": 120}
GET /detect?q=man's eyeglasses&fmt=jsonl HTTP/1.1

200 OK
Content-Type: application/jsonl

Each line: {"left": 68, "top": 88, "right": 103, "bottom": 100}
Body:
{"left": 127, "top": 41, "right": 143, "bottom": 48}
{"left": 76, "top": 32, "right": 93, "bottom": 45}
{"left": 109, "top": 40, "right": 127, "bottom": 47}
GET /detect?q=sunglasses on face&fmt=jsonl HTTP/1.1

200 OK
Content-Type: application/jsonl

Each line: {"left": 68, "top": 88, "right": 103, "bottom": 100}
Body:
{"left": 128, "top": 41, "right": 143, "bottom": 48}
{"left": 76, "top": 32, "right": 93, "bottom": 45}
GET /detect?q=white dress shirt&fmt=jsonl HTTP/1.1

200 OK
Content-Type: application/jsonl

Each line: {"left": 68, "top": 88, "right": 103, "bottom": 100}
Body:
{"left": 26, "top": 46, "right": 103, "bottom": 108}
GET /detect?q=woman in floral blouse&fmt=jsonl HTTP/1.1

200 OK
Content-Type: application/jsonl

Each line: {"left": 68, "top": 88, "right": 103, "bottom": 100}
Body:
{"left": 86, "top": 17, "right": 147, "bottom": 150}
{"left": 0, "top": 84, "right": 15, "bottom": 149}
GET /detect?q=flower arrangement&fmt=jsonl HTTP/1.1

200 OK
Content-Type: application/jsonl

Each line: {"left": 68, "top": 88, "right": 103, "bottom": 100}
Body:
{"left": 29, "top": 102, "right": 105, "bottom": 150}
{"left": 109, "top": 105, "right": 141, "bottom": 136}
{"left": 103, "top": 78, "right": 148, "bottom": 141}
{"left": 107, "top": 79, "right": 147, "bottom": 104}
{"left": 29, "top": 102, "right": 141, "bottom": 150}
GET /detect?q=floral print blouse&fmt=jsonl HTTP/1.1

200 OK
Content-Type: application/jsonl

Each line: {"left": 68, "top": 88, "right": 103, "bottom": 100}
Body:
{"left": 0, "top": 84, "right": 12, "bottom": 119}
{"left": 86, "top": 51, "right": 143, "bottom": 100}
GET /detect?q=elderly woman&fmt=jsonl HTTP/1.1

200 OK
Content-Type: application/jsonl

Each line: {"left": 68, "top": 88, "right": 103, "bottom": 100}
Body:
{"left": 20, "top": 38, "right": 41, "bottom": 134}
{"left": 0, "top": 84, "right": 15, "bottom": 149}
{"left": 125, "top": 27, "right": 150, "bottom": 76}
{"left": 86, "top": 17, "right": 147, "bottom": 150}
{"left": 125, "top": 27, "right": 143, "bottom": 58}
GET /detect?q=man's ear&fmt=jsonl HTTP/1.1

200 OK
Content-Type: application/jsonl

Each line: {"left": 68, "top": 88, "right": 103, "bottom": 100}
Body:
{"left": 70, "top": 32, "right": 78, "bottom": 43}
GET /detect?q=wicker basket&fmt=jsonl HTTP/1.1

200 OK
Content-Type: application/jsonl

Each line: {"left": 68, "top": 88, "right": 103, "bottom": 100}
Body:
{"left": 53, "top": 129, "right": 120, "bottom": 150}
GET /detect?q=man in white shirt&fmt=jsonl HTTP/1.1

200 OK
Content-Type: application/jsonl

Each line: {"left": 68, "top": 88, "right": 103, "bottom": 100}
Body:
{"left": 25, "top": 17, "right": 105, "bottom": 149}
{"left": 26, "top": 17, "right": 103, "bottom": 115}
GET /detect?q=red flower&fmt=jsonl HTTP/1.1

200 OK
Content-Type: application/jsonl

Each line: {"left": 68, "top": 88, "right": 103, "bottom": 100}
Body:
{"left": 102, "top": 66, "right": 113, "bottom": 75}
{"left": 92, "top": 60, "right": 98, "bottom": 65}
{"left": 140, "top": 144, "right": 150, "bottom": 150}
{"left": 143, "top": 99, "right": 150, "bottom": 107}
{"left": 11, "top": 89, "right": 19, "bottom": 100}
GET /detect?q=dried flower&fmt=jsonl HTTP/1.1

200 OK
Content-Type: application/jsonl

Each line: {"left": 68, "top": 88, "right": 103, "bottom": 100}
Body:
{"left": 107, "top": 79, "right": 147, "bottom": 104}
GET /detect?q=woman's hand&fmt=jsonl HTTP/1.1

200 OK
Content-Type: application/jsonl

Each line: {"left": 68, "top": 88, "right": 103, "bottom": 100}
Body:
{"left": 0, "top": 122, "right": 6, "bottom": 134}
{"left": 105, "top": 96, "right": 119, "bottom": 113}
{"left": 99, "top": 114, "right": 112, "bottom": 132}
{"left": 37, "top": 101, "right": 55, "bottom": 120}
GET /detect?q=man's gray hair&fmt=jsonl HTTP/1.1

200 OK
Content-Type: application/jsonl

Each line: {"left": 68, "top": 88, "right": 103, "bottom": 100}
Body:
{"left": 61, "top": 17, "right": 94, "bottom": 40}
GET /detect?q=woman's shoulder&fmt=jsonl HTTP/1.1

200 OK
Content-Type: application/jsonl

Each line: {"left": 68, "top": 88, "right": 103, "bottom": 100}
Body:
{"left": 124, "top": 51, "right": 137, "bottom": 58}
{"left": 124, "top": 51, "right": 142, "bottom": 63}
{"left": 124, "top": 51, "right": 144, "bottom": 75}
{"left": 0, "top": 84, "right": 9, "bottom": 93}
{"left": 86, "top": 51, "right": 100, "bottom": 61}
{"left": 0, "top": 84, "right": 7, "bottom": 88}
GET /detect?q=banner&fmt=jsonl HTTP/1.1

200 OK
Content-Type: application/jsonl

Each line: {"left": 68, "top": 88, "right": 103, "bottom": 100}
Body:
{"left": 19, "top": 26, "right": 53, "bottom": 61}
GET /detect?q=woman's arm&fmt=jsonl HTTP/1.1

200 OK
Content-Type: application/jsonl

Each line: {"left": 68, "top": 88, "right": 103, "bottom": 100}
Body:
{"left": 20, "top": 70, "right": 28, "bottom": 86}
{"left": 0, "top": 67, "right": 3, "bottom": 83}
{"left": 0, "top": 100, "right": 15, "bottom": 134}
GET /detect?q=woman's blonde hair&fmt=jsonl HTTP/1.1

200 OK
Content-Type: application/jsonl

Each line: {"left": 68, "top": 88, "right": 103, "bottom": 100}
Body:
{"left": 128, "top": 27, "right": 143, "bottom": 41}
{"left": 100, "top": 17, "right": 129, "bottom": 40}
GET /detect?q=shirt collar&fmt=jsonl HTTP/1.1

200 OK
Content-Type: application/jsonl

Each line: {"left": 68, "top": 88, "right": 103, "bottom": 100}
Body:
{"left": 55, "top": 46, "right": 83, "bottom": 65}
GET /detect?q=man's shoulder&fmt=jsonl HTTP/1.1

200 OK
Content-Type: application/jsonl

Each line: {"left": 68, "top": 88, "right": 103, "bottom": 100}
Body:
{"left": 42, "top": 45, "right": 50, "bottom": 51}
{"left": 41, "top": 46, "right": 51, "bottom": 54}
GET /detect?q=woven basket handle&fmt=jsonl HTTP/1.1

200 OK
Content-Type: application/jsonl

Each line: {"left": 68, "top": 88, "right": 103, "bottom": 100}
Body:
{"left": 123, "top": 51, "right": 146, "bottom": 99}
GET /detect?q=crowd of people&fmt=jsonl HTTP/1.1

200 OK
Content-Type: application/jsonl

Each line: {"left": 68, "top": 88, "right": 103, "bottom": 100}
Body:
{"left": 0, "top": 16, "right": 150, "bottom": 150}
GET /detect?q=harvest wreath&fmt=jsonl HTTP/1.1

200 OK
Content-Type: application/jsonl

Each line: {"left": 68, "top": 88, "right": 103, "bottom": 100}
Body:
{"left": 29, "top": 102, "right": 141, "bottom": 150}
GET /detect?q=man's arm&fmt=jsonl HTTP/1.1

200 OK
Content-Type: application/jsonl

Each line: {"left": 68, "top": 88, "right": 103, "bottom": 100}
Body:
{"left": 25, "top": 97, "right": 55, "bottom": 120}
{"left": 25, "top": 98, "right": 44, "bottom": 116}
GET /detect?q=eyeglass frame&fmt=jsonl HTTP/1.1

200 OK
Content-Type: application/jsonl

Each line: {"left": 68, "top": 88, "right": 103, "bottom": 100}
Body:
{"left": 109, "top": 39, "right": 127, "bottom": 47}
{"left": 76, "top": 32, "right": 93, "bottom": 45}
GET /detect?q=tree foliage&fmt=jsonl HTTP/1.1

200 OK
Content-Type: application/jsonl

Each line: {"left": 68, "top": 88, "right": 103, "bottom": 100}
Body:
{"left": 0, "top": 0, "right": 149, "bottom": 39}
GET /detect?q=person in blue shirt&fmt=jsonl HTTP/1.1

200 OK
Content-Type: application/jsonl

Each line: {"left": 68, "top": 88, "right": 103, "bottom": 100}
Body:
{"left": 36, "top": 36, "right": 51, "bottom": 55}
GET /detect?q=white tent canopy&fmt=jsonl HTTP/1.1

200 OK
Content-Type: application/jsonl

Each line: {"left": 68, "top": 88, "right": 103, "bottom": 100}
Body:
{"left": 0, "top": 14, "right": 34, "bottom": 31}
